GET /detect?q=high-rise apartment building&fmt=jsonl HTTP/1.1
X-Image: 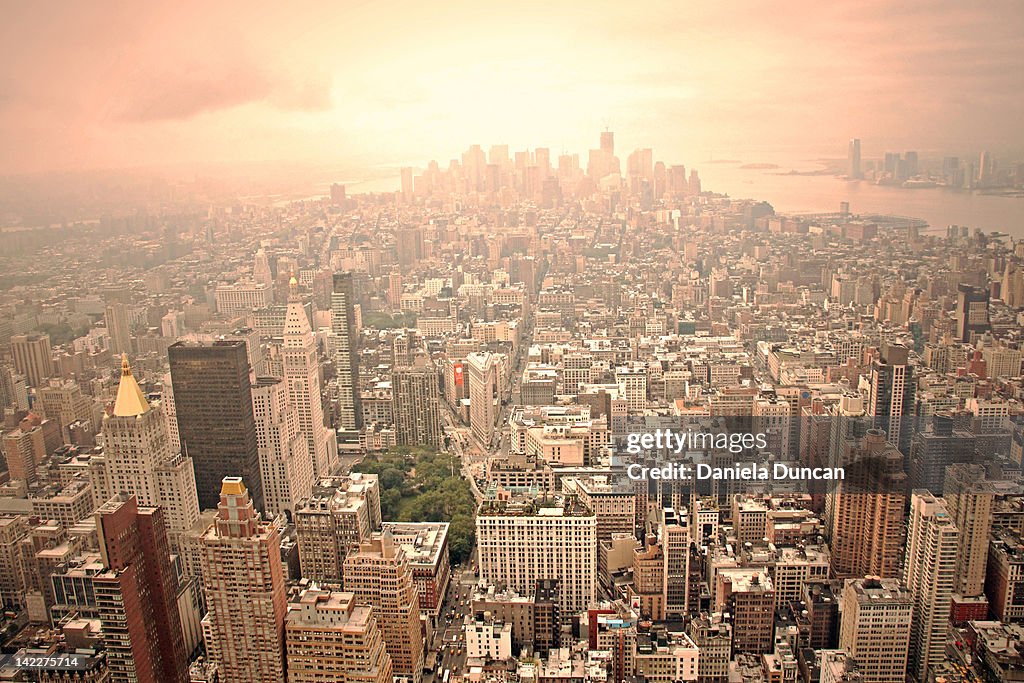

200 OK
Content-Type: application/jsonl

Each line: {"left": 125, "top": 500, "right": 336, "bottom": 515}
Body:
{"left": 867, "top": 342, "right": 915, "bottom": 452}
{"left": 200, "top": 478, "right": 287, "bottom": 683}
{"left": 839, "top": 577, "right": 913, "bottom": 683}
{"left": 285, "top": 589, "right": 393, "bottom": 683}
{"left": 11, "top": 334, "right": 53, "bottom": 387}
{"left": 828, "top": 430, "right": 906, "bottom": 579}
{"left": 252, "top": 377, "right": 314, "bottom": 520}
{"left": 92, "top": 356, "right": 200, "bottom": 550}
{"left": 476, "top": 495, "right": 597, "bottom": 614}
{"left": 944, "top": 464, "right": 996, "bottom": 604}
{"left": 94, "top": 494, "right": 189, "bottom": 683}
{"left": 331, "top": 272, "right": 362, "bottom": 436}
{"left": 169, "top": 340, "right": 264, "bottom": 511}
{"left": 343, "top": 533, "right": 424, "bottom": 682}
{"left": 283, "top": 277, "right": 334, "bottom": 478}
{"left": 986, "top": 528, "right": 1024, "bottom": 623}
{"left": 392, "top": 356, "right": 443, "bottom": 448}
{"left": 903, "top": 490, "right": 959, "bottom": 683}
{"left": 908, "top": 413, "right": 976, "bottom": 494}
{"left": 294, "top": 473, "right": 381, "bottom": 583}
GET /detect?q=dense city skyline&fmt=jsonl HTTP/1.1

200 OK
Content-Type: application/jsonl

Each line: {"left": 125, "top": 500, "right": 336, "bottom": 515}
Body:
{"left": 2, "top": 3, "right": 1024, "bottom": 683}
{"left": 0, "top": 124, "right": 1022, "bottom": 681}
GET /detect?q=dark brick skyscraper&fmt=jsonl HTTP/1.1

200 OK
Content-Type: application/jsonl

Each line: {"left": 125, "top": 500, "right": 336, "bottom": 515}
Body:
{"left": 95, "top": 494, "right": 189, "bottom": 683}
{"left": 169, "top": 340, "right": 264, "bottom": 511}
{"left": 331, "top": 272, "right": 362, "bottom": 436}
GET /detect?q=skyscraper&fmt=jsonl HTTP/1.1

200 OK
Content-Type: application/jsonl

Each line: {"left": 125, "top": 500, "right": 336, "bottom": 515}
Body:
{"left": 252, "top": 247, "right": 273, "bottom": 288}
{"left": 908, "top": 412, "right": 975, "bottom": 494}
{"left": 600, "top": 130, "right": 614, "bottom": 157}
{"left": 94, "top": 494, "right": 190, "bottom": 683}
{"left": 828, "top": 430, "right": 906, "bottom": 579}
{"left": 847, "top": 138, "right": 862, "bottom": 179}
{"left": 662, "top": 507, "right": 692, "bottom": 618}
{"left": 331, "top": 272, "right": 361, "bottom": 436}
{"left": 400, "top": 167, "right": 414, "bottom": 203}
{"left": 200, "top": 478, "right": 288, "bottom": 683}
{"left": 955, "top": 283, "right": 990, "bottom": 343}
{"left": 330, "top": 183, "right": 346, "bottom": 205}
{"left": 169, "top": 340, "right": 264, "bottom": 511}
{"left": 839, "top": 577, "right": 913, "bottom": 683}
{"left": 392, "top": 355, "right": 444, "bottom": 448}
{"left": 903, "top": 490, "right": 959, "bottom": 683}
{"left": 11, "top": 334, "right": 53, "bottom": 387}
{"left": 387, "top": 271, "right": 403, "bottom": 308}
{"left": 944, "top": 464, "right": 995, "bottom": 601}
{"left": 978, "top": 150, "right": 993, "bottom": 184}
{"left": 283, "top": 277, "right": 334, "bottom": 478}
{"left": 251, "top": 377, "right": 314, "bottom": 520}
{"left": 93, "top": 356, "right": 200, "bottom": 551}
{"left": 343, "top": 533, "right": 424, "bottom": 682}
{"left": 285, "top": 589, "right": 393, "bottom": 683}
{"left": 867, "top": 342, "right": 915, "bottom": 452}
{"left": 466, "top": 351, "right": 499, "bottom": 448}
{"left": 104, "top": 302, "right": 133, "bottom": 356}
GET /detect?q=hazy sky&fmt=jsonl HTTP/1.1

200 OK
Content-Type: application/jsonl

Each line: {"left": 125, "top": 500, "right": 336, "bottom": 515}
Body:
{"left": 2, "top": 0, "right": 1022, "bottom": 174}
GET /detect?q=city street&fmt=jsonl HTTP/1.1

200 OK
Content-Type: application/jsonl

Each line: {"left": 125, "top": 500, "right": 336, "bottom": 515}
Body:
{"left": 425, "top": 561, "right": 478, "bottom": 681}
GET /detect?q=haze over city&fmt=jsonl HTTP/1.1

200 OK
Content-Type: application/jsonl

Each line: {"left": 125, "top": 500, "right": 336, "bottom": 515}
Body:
{"left": 3, "top": 0, "right": 1024, "bottom": 175}
{"left": 1, "top": 3, "right": 1024, "bottom": 683}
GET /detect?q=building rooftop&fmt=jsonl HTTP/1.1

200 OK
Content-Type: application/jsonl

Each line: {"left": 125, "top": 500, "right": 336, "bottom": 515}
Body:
{"left": 111, "top": 354, "right": 150, "bottom": 417}
{"left": 286, "top": 589, "right": 373, "bottom": 631}
{"left": 477, "top": 494, "right": 593, "bottom": 518}
{"left": 380, "top": 521, "right": 449, "bottom": 566}
{"left": 846, "top": 576, "right": 912, "bottom": 604}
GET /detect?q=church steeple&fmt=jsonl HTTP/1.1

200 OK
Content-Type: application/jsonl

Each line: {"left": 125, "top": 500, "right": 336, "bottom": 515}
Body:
{"left": 112, "top": 354, "right": 150, "bottom": 417}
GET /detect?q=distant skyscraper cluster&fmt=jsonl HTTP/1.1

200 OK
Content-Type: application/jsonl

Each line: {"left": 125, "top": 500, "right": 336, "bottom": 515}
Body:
{"left": 844, "top": 138, "right": 1022, "bottom": 191}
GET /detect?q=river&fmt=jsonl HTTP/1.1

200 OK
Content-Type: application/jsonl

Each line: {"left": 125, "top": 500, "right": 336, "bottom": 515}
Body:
{"left": 696, "top": 158, "right": 1024, "bottom": 238}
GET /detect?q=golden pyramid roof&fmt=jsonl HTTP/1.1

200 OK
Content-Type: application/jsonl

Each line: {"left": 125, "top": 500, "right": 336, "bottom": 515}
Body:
{"left": 220, "top": 477, "right": 247, "bottom": 495}
{"left": 112, "top": 354, "right": 150, "bottom": 417}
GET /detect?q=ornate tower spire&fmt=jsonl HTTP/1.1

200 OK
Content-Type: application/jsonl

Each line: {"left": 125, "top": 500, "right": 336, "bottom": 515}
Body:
{"left": 113, "top": 353, "right": 150, "bottom": 417}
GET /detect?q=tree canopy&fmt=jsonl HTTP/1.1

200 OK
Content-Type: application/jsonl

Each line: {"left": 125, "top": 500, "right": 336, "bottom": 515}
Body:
{"left": 353, "top": 446, "right": 476, "bottom": 564}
